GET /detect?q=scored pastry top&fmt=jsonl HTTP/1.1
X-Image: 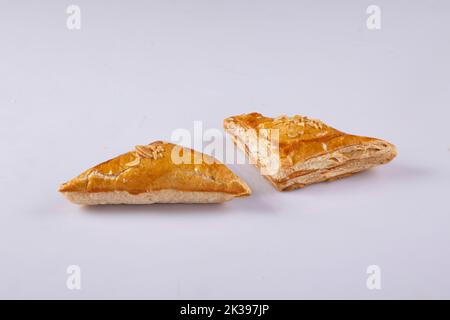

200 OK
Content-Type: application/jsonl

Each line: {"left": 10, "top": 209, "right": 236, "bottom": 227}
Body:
{"left": 59, "top": 141, "right": 251, "bottom": 196}
{"left": 224, "top": 112, "right": 391, "bottom": 169}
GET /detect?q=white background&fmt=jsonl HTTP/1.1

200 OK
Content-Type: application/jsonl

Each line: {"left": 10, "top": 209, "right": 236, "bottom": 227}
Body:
{"left": 1, "top": 0, "right": 449, "bottom": 299}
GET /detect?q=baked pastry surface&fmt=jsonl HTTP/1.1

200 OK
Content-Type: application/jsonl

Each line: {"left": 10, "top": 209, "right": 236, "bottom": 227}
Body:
{"left": 224, "top": 112, "right": 397, "bottom": 191}
{"left": 59, "top": 141, "right": 251, "bottom": 204}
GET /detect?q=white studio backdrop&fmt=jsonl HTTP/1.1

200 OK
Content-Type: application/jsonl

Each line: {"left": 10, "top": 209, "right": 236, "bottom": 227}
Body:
{"left": 0, "top": 0, "right": 449, "bottom": 299}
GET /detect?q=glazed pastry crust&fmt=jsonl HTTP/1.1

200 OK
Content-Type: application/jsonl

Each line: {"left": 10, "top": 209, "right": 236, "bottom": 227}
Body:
{"left": 59, "top": 141, "right": 251, "bottom": 204}
{"left": 224, "top": 112, "right": 397, "bottom": 191}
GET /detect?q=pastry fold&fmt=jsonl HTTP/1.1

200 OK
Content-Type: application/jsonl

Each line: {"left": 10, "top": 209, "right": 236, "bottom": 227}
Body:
{"left": 59, "top": 141, "right": 251, "bottom": 204}
{"left": 224, "top": 112, "right": 397, "bottom": 191}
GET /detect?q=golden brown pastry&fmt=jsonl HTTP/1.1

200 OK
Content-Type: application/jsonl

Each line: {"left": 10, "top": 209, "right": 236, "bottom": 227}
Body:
{"left": 224, "top": 112, "right": 397, "bottom": 191}
{"left": 59, "top": 141, "right": 251, "bottom": 205}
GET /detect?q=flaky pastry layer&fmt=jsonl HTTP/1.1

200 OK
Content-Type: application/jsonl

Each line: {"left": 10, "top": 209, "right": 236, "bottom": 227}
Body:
{"left": 62, "top": 190, "right": 235, "bottom": 205}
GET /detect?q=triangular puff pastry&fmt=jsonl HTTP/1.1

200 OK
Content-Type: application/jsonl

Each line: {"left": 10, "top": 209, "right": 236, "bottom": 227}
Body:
{"left": 224, "top": 112, "right": 397, "bottom": 191}
{"left": 59, "top": 141, "right": 251, "bottom": 204}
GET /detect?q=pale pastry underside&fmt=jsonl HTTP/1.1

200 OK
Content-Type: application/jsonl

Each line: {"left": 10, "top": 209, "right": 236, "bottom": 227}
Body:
{"left": 268, "top": 142, "right": 397, "bottom": 190}
{"left": 62, "top": 189, "right": 235, "bottom": 205}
